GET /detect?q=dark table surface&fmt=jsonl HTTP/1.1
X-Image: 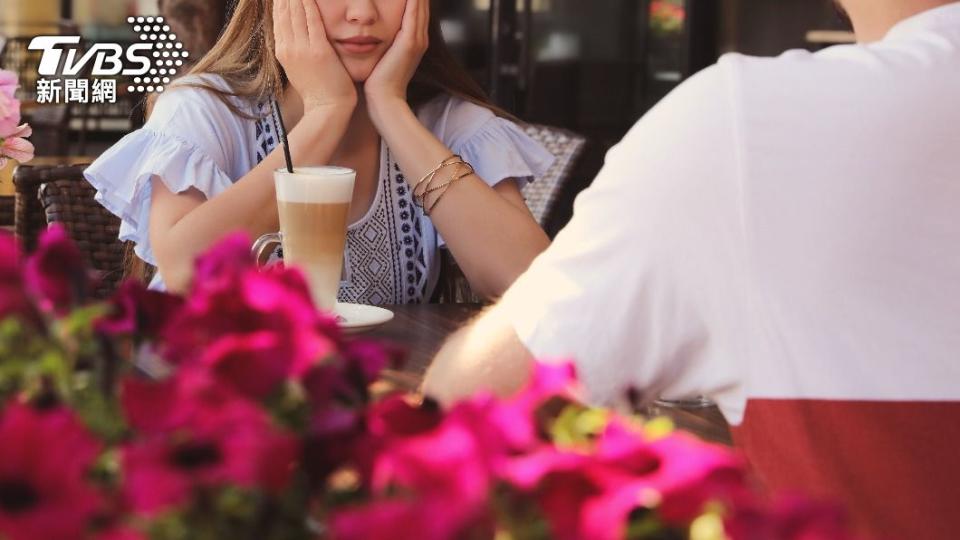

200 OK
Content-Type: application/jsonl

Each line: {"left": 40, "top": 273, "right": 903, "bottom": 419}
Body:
{"left": 368, "top": 304, "right": 733, "bottom": 446}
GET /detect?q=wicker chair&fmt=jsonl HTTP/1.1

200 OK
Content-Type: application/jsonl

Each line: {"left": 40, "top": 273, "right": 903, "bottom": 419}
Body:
{"left": 39, "top": 178, "right": 127, "bottom": 299}
{"left": 520, "top": 124, "right": 587, "bottom": 228}
{"left": 432, "top": 123, "right": 586, "bottom": 304}
{"left": 14, "top": 165, "right": 90, "bottom": 252}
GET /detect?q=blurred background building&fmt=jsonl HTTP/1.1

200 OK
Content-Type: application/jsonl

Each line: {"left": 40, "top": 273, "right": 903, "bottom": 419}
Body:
{"left": 1, "top": 0, "right": 853, "bottom": 235}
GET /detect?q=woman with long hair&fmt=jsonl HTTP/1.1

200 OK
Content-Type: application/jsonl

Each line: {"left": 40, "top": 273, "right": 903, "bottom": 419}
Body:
{"left": 85, "top": 0, "right": 554, "bottom": 303}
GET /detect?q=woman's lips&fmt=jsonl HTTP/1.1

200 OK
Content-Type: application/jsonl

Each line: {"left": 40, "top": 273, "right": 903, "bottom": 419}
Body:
{"left": 336, "top": 37, "right": 382, "bottom": 54}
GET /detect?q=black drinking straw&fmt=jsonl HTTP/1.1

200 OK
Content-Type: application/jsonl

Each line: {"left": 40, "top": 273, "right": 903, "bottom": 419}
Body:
{"left": 271, "top": 98, "right": 294, "bottom": 174}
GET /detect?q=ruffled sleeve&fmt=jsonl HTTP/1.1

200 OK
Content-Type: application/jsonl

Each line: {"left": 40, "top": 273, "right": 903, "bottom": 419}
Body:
{"left": 419, "top": 96, "right": 556, "bottom": 188}
{"left": 84, "top": 75, "right": 244, "bottom": 267}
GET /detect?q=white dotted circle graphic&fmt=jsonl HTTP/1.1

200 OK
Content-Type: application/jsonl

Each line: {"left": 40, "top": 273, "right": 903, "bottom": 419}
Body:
{"left": 175, "top": 43, "right": 183, "bottom": 49}
{"left": 145, "top": 17, "right": 153, "bottom": 23}
{"left": 163, "top": 25, "right": 170, "bottom": 32}
{"left": 175, "top": 59, "right": 183, "bottom": 66}
{"left": 157, "top": 16, "right": 164, "bottom": 22}
{"left": 149, "top": 69, "right": 157, "bottom": 75}
{"left": 163, "top": 51, "right": 170, "bottom": 57}
{"left": 182, "top": 51, "right": 189, "bottom": 58}
{"left": 133, "top": 77, "right": 141, "bottom": 83}
{"left": 127, "top": 85, "right": 135, "bottom": 92}
{"left": 137, "top": 85, "right": 145, "bottom": 92}
{"left": 147, "top": 86, "right": 154, "bottom": 92}
{"left": 140, "top": 34, "right": 148, "bottom": 40}
{"left": 136, "top": 16, "right": 144, "bottom": 23}
{"left": 133, "top": 25, "right": 141, "bottom": 32}
{"left": 154, "top": 25, "right": 161, "bottom": 32}
{"left": 127, "top": 17, "right": 135, "bottom": 23}
{"left": 163, "top": 77, "right": 170, "bottom": 83}
{"left": 157, "top": 86, "right": 164, "bottom": 92}
{"left": 149, "top": 34, "right": 156, "bottom": 40}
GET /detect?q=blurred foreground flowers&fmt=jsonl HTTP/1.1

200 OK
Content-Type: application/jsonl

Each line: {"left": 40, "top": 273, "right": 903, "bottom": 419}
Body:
{"left": 0, "top": 226, "right": 852, "bottom": 539}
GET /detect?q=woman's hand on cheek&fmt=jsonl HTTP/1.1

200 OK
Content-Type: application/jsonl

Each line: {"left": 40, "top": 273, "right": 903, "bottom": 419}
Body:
{"left": 274, "top": 0, "right": 357, "bottom": 112}
{"left": 364, "top": 0, "right": 428, "bottom": 108}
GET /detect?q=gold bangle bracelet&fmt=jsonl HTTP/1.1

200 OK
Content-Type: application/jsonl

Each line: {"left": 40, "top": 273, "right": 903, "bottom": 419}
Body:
{"left": 413, "top": 155, "right": 463, "bottom": 204}
{"left": 420, "top": 163, "right": 474, "bottom": 199}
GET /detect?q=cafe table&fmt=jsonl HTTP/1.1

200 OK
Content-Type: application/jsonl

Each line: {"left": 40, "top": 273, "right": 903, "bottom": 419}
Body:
{"left": 367, "top": 304, "right": 733, "bottom": 446}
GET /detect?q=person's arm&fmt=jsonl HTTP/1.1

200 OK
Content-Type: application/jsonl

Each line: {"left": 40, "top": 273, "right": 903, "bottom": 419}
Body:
{"left": 150, "top": 0, "right": 357, "bottom": 292}
{"left": 424, "top": 64, "right": 746, "bottom": 408}
{"left": 423, "top": 304, "right": 534, "bottom": 406}
{"left": 363, "top": 0, "right": 549, "bottom": 299}
{"left": 150, "top": 106, "right": 353, "bottom": 292}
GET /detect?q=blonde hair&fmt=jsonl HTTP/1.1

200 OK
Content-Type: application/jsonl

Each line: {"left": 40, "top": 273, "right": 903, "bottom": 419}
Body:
{"left": 149, "top": 0, "right": 512, "bottom": 121}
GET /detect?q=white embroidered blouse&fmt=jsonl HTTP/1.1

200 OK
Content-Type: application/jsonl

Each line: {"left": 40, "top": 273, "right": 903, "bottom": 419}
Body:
{"left": 85, "top": 74, "right": 555, "bottom": 304}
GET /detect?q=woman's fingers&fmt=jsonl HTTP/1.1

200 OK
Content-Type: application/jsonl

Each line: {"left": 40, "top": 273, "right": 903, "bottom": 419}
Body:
{"left": 302, "top": 0, "right": 325, "bottom": 46}
{"left": 420, "top": 0, "right": 430, "bottom": 44}
{"left": 273, "top": 0, "right": 290, "bottom": 49}
{"left": 289, "top": 0, "right": 308, "bottom": 45}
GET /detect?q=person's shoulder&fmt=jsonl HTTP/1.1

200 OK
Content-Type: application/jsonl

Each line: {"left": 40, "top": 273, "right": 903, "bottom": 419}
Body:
{"left": 149, "top": 73, "right": 252, "bottom": 126}
{"left": 417, "top": 93, "right": 500, "bottom": 147}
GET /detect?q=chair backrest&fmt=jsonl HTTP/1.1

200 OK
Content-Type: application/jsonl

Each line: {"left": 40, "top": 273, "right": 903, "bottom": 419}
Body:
{"left": 14, "top": 164, "right": 89, "bottom": 252}
{"left": 39, "top": 178, "right": 127, "bottom": 299}
{"left": 520, "top": 124, "right": 587, "bottom": 227}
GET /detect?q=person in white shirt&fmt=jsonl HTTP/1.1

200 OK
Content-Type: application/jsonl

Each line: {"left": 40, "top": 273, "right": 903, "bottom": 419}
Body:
{"left": 424, "top": 1, "right": 960, "bottom": 537}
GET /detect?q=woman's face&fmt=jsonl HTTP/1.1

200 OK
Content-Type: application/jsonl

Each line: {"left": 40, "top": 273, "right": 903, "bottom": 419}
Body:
{"left": 316, "top": 0, "right": 406, "bottom": 82}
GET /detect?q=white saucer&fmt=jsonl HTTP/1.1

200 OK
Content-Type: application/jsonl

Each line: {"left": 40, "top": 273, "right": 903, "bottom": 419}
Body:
{"left": 334, "top": 303, "right": 394, "bottom": 333}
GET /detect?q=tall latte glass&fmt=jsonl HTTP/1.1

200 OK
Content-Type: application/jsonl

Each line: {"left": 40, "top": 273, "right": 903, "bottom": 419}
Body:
{"left": 253, "top": 167, "right": 355, "bottom": 311}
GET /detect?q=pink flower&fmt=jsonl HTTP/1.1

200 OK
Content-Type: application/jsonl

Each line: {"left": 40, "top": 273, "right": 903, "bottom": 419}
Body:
{"left": 95, "top": 280, "right": 184, "bottom": 338}
{"left": 499, "top": 420, "right": 745, "bottom": 539}
{"left": 0, "top": 70, "right": 22, "bottom": 142}
{"left": 121, "top": 372, "right": 299, "bottom": 515}
{"left": 330, "top": 498, "right": 494, "bottom": 540}
{"left": 0, "top": 401, "right": 104, "bottom": 540}
{"left": 24, "top": 224, "right": 88, "bottom": 314}
{"left": 0, "top": 124, "right": 34, "bottom": 168}
{"left": 191, "top": 232, "right": 256, "bottom": 290}
{"left": 303, "top": 340, "right": 402, "bottom": 410}
{"left": 198, "top": 331, "right": 294, "bottom": 399}
{"left": 163, "top": 237, "right": 336, "bottom": 376}
{"left": 0, "top": 232, "right": 39, "bottom": 326}
{"left": 0, "top": 70, "right": 16, "bottom": 101}
{"left": 95, "top": 527, "right": 148, "bottom": 540}
{"left": 331, "top": 413, "right": 495, "bottom": 540}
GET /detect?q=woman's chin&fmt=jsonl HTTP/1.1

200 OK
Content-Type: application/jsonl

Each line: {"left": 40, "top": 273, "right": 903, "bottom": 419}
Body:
{"left": 345, "top": 65, "right": 376, "bottom": 84}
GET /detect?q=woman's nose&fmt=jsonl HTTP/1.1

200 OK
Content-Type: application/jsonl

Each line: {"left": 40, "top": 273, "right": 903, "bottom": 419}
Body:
{"left": 344, "top": 0, "right": 378, "bottom": 25}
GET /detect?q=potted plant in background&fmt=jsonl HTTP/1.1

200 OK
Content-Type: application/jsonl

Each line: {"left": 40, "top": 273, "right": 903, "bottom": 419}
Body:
{"left": 0, "top": 68, "right": 35, "bottom": 226}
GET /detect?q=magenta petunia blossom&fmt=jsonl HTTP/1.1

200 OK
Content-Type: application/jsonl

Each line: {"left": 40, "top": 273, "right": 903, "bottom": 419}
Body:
{"left": 121, "top": 371, "right": 299, "bottom": 515}
{"left": 24, "top": 224, "right": 88, "bottom": 314}
{"left": 190, "top": 232, "right": 256, "bottom": 291}
{"left": 198, "top": 331, "right": 294, "bottom": 399}
{"left": 0, "top": 402, "right": 104, "bottom": 540}
{"left": 332, "top": 415, "right": 495, "bottom": 540}
{"left": 163, "top": 254, "right": 336, "bottom": 377}
{"left": 0, "top": 232, "right": 38, "bottom": 326}
{"left": 95, "top": 280, "right": 184, "bottom": 338}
